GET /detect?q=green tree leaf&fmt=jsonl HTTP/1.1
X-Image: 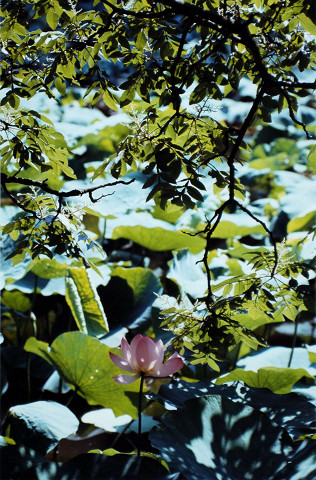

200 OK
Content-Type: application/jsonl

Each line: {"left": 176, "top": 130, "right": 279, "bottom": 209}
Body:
{"left": 46, "top": 9, "right": 59, "bottom": 30}
{"left": 103, "top": 90, "right": 118, "bottom": 111}
{"left": 135, "top": 31, "right": 147, "bottom": 51}
{"left": 55, "top": 76, "right": 66, "bottom": 96}
{"left": 298, "top": 14, "right": 316, "bottom": 35}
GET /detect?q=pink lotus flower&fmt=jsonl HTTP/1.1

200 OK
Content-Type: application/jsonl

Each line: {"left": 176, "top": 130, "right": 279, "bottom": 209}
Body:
{"left": 110, "top": 334, "right": 184, "bottom": 385}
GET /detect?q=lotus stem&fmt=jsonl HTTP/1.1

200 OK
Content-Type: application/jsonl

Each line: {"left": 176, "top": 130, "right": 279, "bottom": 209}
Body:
{"left": 137, "top": 372, "right": 145, "bottom": 456}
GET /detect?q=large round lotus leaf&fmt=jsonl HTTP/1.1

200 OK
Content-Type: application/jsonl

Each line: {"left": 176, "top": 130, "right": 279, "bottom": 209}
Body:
{"left": 150, "top": 395, "right": 293, "bottom": 480}
{"left": 24, "top": 332, "right": 139, "bottom": 418}
{"left": 204, "top": 220, "right": 265, "bottom": 238}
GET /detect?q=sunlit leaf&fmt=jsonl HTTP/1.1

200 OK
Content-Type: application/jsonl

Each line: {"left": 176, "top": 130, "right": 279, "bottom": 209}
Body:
{"left": 65, "top": 267, "right": 108, "bottom": 337}
{"left": 298, "top": 14, "right": 316, "bottom": 35}
{"left": 112, "top": 226, "right": 205, "bottom": 254}
{"left": 46, "top": 10, "right": 59, "bottom": 30}
{"left": 210, "top": 221, "right": 265, "bottom": 238}
{"left": 1, "top": 290, "right": 31, "bottom": 313}
{"left": 29, "top": 258, "right": 69, "bottom": 278}
{"left": 287, "top": 211, "right": 316, "bottom": 233}
{"left": 7, "top": 401, "right": 79, "bottom": 455}
{"left": 24, "top": 332, "right": 139, "bottom": 418}
{"left": 216, "top": 367, "right": 315, "bottom": 394}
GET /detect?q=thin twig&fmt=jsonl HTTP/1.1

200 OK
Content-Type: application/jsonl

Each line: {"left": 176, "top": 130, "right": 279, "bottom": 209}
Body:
{"left": 280, "top": 88, "right": 312, "bottom": 139}
{"left": 236, "top": 201, "right": 278, "bottom": 277}
{"left": 202, "top": 201, "right": 229, "bottom": 310}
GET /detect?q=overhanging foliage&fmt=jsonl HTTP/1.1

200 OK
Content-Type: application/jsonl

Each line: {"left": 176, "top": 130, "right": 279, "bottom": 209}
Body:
{"left": 0, "top": 0, "right": 315, "bottom": 477}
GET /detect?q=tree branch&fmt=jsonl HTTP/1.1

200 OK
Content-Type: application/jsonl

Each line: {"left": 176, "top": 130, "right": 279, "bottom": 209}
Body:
{"left": 202, "top": 201, "right": 229, "bottom": 310}
{"left": 235, "top": 201, "right": 278, "bottom": 278}
{"left": 157, "top": 0, "right": 232, "bottom": 29}
{"left": 277, "top": 81, "right": 316, "bottom": 90}
{"left": 1, "top": 175, "right": 39, "bottom": 217}
{"left": 1, "top": 174, "right": 135, "bottom": 201}
{"left": 227, "top": 87, "right": 265, "bottom": 201}
{"left": 155, "top": 0, "right": 316, "bottom": 96}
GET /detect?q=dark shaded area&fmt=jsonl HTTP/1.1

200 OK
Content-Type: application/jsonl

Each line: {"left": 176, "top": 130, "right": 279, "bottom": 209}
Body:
{"left": 98, "top": 278, "right": 135, "bottom": 328}
{"left": 151, "top": 379, "right": 316, "bottom": 439}
{"left": 151, "top": 395, "right": 316, "bottom": 480}
{"left": 0, "top": 446, "right": 181, "bottom": 480}
{"left": 1, "top": 347, "right": 54, "bottom": 420}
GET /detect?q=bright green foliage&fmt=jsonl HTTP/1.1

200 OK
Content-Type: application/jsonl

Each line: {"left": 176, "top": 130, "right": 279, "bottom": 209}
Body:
{"left": 1, "top": 290, "right": 31, "bottom": 313}
{"left": 112, "top": 226, "right": 206, "bottom": 253}
{"left": 159, "top": 238, "right": 310, "bottom": 367}
{"left": 1, "top": 2, "right": 315, "bottom": 475}
{"left": 24, "top": 332, "right": 139, "bottom": 418}
{"left": 159, "top": 294, "right": 268, "bottom": 369}
{"left": 216, "top": 367, "right": 315, "bottom": 394}
{"left": 287, "top": 211, "right": 316, "bottom": 233}
{"left": 1, "top": 0, "right": 315, "bottom": 368}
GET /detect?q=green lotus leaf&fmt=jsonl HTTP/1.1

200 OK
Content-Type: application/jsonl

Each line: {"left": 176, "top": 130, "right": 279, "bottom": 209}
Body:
{"left": 209, "top": 220, "right": 265, "bottom": 238}
{"left": 216, "top": 367, "right": 315, "bottom": 394}
{"left": 24, "top": 332, "right": 139, "bottom": 418}
{"left": 287, "top": 211, "right": 316, "bottom": 233}
{"left": 65, "top": 267, "right": 108, "bottom": 337}
{"left": 112, "top": 226, "right": 205, "bottom": 253}
{"left": 29, "top": 258, "right": 69, "bottom": 279}
{"left": 7, "top": 401, "right": 79, "bottom": 455}
{"left": 111, "top": 266, "right": 160, "bottom": 308}
{"left": 1, "top": 290, "right": 31, "bottom": 313}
